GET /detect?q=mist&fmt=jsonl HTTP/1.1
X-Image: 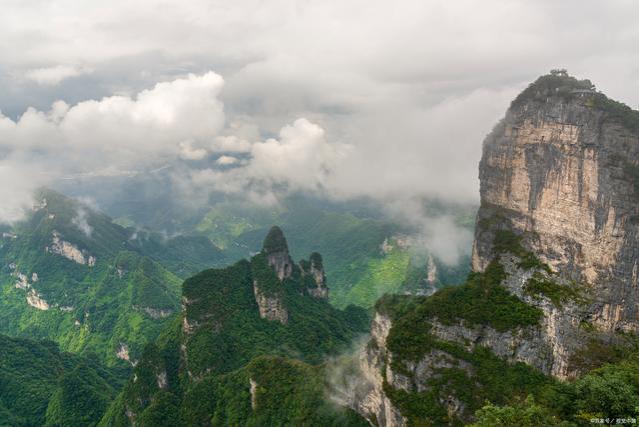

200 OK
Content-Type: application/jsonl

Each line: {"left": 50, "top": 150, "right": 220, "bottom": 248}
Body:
{"left": 2, "top": 1, "right": 639, "bottom": 263}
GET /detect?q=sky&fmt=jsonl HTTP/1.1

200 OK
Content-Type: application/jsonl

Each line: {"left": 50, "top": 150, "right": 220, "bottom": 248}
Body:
{"left": 1, "top": 1, "right": 639, "bottom": 245}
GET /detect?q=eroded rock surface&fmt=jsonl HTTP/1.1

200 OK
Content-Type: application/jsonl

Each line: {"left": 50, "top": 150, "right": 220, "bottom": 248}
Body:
{"left": 48, "top": 231, "right": 96, "bottom": 266}
{"left": 473, "top": 85, "right": 639, "bottom": 334}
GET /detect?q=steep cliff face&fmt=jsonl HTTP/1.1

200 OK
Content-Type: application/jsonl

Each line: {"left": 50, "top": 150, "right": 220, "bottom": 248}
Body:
{"left": 300, "top": 252, "right": 329, "bottom": 299}
{"left": 253, "top": 279, "right": 289, "bottom": 324}
{"left": 253, "top": 226, "right": 331, "bottom": 323}
{"left": 263, "top": 225, "right": 294, "bottom": 281}
{"left": 351, "top": 313, "right": 406, "bottom": 427}
{"left": 351, "top": 72, "right": 639, "bottom": 425}
{"left": 473, "top": 72, "right": 639, "bottom": 334}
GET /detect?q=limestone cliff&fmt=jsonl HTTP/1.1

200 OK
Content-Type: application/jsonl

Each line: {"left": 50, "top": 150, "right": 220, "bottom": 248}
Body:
{"left": 350, "top": 313, "right": 406, "bottom": 427}
{"left": 351, "top": 72, "right": 639, "bottom": 425}
{"left": 300, "top": 252, "right": 329, "bottom": 299}
{"left": 253, "top": 226, "right": 293, "bottom": 324}
{"left": 253, "top": 279, "right": 289, "bottom": 324}
{"left": 263, "top": 225, "right": 294, "bottom": 281}
{"left": 473, "top": 71, "right": 639, "bottom": 334}
{"left": 253, "top": 226, "right": 330, "bottom": 323}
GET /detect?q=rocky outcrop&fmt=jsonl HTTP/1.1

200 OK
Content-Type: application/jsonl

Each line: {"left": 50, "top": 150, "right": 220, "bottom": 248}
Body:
{"left": 300, "top": 252, "right": 328, "bottom": 299}
{"left": 253, "top": 280, "right": 288, "bottom": 324}
{"left": 26, "top": 289, "right": 50, "bottom": 310}
{"left": 48, "top": 231, "right": 96, "bottom": 266}
{"left": 250, "top": 378, "right": 258, "bottom": 410}
{"left": 253, "top": 226, "right": 292, "bottom": 324}
{"left": 117, "top": 343, "right": 131, "bottom": 362}
{"left": 352, "top": 73, "right": 639, "bottom": 425}
{"left": 350, "top": 313, "right": 406, "bottom": 427}
{"left": 431, "top": 253, "right": 587, "bottom": 379}
{"left": 140, "top": 306, "right": 173, "bottom": 319}
{"left": 473, "top": 73, "right": 639, "bottom": 334}
{"left": 263, "top": 226, "right": 294, "bottom": 281}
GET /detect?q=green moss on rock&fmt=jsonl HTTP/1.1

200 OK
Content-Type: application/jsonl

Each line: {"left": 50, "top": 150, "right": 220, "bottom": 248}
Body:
{"left": 262, "top": 226, "right": 289, "bottom": 254}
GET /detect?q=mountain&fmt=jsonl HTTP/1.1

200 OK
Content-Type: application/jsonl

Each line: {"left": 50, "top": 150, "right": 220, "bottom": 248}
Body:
{"left": 99, "top": 226, "right": 370, "bottom": 425}
{"left": 195, "top": 196, "right": 474, "bottom": 308}
{"left": 61, "top": 173, "right": 475, "bottom": 309}
{"left": 345, "top": 71, "right": 639, "bottom": 425}
{"left": 0, "top": 189, "right": 225, "bottom": 365}
{"left": 0, "top": 334, "right": 127, "bottom": 426}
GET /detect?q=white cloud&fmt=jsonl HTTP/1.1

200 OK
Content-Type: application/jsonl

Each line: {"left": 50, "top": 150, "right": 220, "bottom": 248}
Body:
{"left": 1, "top": 1, "right": 639, "bottom": 265}
{"left": 194, "top": 118, "right": 352, "bottom": 202}
{"left": 211, "top": 135, "right": 252, "bottom": 153}
{"left": 25, "top": 65, "right": 93, "bottom": 86}
{"left": 0, "top": 71, "right": 226, "bottom": 222}
{"left": 0, "top": 161, "right": 44, "bottom": 224}
{"left": 179, "top": 141, "right": 208, "bottom": 160}
{"left": 215, "top": 155, "right": 238, "bottom": 165}
{"left": 71, "top": 207, "right": 93, "bottom": 237}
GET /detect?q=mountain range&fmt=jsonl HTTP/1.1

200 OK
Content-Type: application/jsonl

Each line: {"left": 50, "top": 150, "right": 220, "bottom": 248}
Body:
{"left": 2, "top": 71, "right": 639, "bottom": 426}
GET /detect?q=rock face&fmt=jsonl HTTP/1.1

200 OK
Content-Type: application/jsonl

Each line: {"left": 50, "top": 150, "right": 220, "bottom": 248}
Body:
{"left": 26, "top": 289, "right": 50, "bottom": 310}
{"left": 254, "top": 226, "right": 293, "bottom": 324}
{"left": 116, "top": 343, "right": 131, "bottom": 362}
{"left": 351, "top": 73, "right": 639, "bottom": 425}
{"left": 301, "top": 252, "right": 329, "bottom": 299}
{"left": 249, "top": 378, "right": 258, "bottom": 410}
{"left": 48, "top": 231, "right": 96, "bottom": 266}
{"left": 473, "top": 72, "right": 639, "bottom": 334}
{"left": 253, "top": 226, "right": 331, "bottom": 323}
{"left": 253, "top": 280, "right": 289, "bottom": 324}
{"left": 350, "top": 313, "right": 406, "bottom": 427}
{"left": 263, "top": 226, "right": 294, "bottom": 281}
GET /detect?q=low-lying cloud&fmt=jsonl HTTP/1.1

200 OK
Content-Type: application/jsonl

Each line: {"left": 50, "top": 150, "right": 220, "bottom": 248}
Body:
{"left": 2, "top": 1, "right": 638, "bottom": 266}
{"left": 25, "top": 65, "right": 93, "bottom": 86}
{"left": 0, "top": 71, "right": 226, "bottom": 221}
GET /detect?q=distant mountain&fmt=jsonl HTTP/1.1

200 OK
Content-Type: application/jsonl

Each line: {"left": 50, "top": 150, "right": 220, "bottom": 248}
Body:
{"left": 57, "top": 171, "right": 475, "bottom": 309}
{"left": 0, "top": 334, "right": 127, "bottom": 426}
{"left": 0, "top": 189, "right": 225, "bottom": 365}
{"left": 100, "top": 227, "right": 370, "bottom": 425}
{"left": 194, "top": 196, "right": 475, "bottom": 308}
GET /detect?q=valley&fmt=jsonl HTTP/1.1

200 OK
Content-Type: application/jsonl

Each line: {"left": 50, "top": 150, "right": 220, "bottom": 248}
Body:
{"left": 1, "top": 71, "right": 639, "bottom": 426}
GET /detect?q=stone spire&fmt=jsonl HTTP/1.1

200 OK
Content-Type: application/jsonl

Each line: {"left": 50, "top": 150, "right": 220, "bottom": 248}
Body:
{"left": 302, "top": 252, "right": 328, "bottom": 299}
{"left": 262, "top": 226, "right": 294, "bottom": 281}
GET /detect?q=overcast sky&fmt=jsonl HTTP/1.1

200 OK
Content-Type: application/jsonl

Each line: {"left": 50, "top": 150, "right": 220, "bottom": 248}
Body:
{"left": 1, "top": 0, "right": 639, "bottom": 227}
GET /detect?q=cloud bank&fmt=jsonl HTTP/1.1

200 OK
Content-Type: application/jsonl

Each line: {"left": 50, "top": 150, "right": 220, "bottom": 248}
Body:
{"left": 1, "top": 1, "right": 639, "bottom": 262}
{"left": 0, "top": 72, "right": 225, "bottom": 221}
{"left": 25, "top": 65, "right": 93, "bottom": 86}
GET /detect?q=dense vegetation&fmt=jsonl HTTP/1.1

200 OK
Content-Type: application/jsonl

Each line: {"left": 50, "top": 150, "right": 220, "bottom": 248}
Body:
{"left": 511, "top": 69, "right": 639, "bottom": 133}
{"left": 100, "top": 228, "right": 370, "bottom": 425}
{"left": 378, "top": 259, "right": 542, "bottom": 348}
{"left": 0, "top": 334, "right": 127, "bottom": 426}
{"left": 0, "top": 189, "right": 228, "bottom": 366}
{"left": 195, "top": 195, "right": 475, "bottom": 308}
{"left": 371, "top": 249, "right": 550, "bottom": 425}
{"left": 377, "top": 266, "right": 639, "bottom": 425}
{"left": 177, "top": 356, "right": 369, "bottom": 427}
{"left": 471, "top": 351, "right": 639, "bottom": 426}
{"left": 511, "top": 70, "right": 596, "bottom": 109}
{"left": 373, "top": 223, "right": 639, "bottom": 426}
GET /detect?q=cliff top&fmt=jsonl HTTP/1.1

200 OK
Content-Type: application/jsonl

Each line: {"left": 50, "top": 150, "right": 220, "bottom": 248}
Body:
{"left": 511, "top": 69, "right": 639, "bottom": 133}
{"left": 263, "top": 225, "right": 289, "bottom": 254}
{"left": 511, "top": 70, "right": 596, "bottom": 108}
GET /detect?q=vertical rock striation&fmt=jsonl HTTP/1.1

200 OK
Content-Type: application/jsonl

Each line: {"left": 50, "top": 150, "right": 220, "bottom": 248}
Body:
{"left": 263, "top": 226, "right": 294, "bottom": 281}
{"left": 473, "top": 71, "right": 639, "bottom": 334}
{"left": 300, "top": 252, "right": 329, "bottom": 299}
{"left": 351, "top": 72, "right": 639, "bottom": 425}
{"left": 253, "top": 280, "right": 289, "bottom": 324}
